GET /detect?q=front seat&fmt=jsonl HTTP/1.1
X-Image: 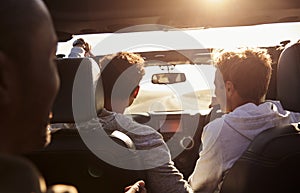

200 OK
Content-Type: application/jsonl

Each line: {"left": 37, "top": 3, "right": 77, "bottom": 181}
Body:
{"left": 219, "top": 123, "right": 300, "bottom": 193}
{"left": 277, "top": 42, "right": 300, "bottom": 112}
{"left": 26, "top": 58, "right": 144, "bottom": 193}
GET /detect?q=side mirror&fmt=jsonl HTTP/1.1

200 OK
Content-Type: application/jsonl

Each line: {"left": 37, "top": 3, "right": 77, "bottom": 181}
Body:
{"left": 151, "top": 73, "right": 186, "bottom": 84}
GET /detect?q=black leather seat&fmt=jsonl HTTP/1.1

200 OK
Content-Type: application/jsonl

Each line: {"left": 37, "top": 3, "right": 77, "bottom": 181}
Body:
{"left": 26, "top": 58, "right": 145, "bottom": 193}
{"left": 51, "top": 57, "right": 103, "bottom": 123}
{"left": 277, "top": 42, "right": 300, "bottom": 112}
{"left": 28, "top": 129, "right": 144, "bottom": 193}
{"left": 220, "top": 124, "right": 300, "bottom": 193}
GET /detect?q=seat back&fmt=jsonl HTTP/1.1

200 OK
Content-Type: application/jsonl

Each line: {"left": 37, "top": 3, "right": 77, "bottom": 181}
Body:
{"left": 220, "top": 124, "right": 300, "bottom": 193}
{"left": 51, "top": 57, "right": 104, "bottom": 123}
{"left": 26, "top": 129, "right": 145, "bottom": 193}
{"left": 277, "top": 42, "right": 300, "bottom": 112}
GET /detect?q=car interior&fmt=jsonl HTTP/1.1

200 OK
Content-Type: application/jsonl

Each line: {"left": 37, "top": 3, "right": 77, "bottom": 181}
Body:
{"left": 24, "top": 0, "right": 300, "bottom": 192}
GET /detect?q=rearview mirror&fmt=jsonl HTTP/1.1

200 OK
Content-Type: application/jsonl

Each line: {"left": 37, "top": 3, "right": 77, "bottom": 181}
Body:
{"left": 151, "top": 73, "right": 186, "bottom": 84}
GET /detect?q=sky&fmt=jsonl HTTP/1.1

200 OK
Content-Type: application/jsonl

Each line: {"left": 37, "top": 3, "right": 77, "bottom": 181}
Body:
{"left": 57, "top": 22, "right": 300, "bottom": 56}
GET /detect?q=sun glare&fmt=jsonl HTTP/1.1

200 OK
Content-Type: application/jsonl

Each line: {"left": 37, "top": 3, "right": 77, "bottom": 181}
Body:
{"left": 57, "top": 22, "right": 300, "bottom": 56}
{"left": 208, "top": 0, "right": 223, "bottom": 3}
{"left": 206, "top": 0, "right": 226, "bottom": 6}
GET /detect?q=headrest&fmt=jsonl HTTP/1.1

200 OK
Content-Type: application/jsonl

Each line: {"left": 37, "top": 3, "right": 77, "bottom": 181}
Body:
{"left": 277, "top": 42, "right": 300, "bottom": 112}
{"left": 51, "top": 58, "right": 104, "bottom": 123}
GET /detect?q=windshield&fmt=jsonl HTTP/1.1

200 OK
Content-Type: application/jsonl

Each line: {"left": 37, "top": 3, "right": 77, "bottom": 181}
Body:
{"left": 125, "top": 64, "right": 216, "bottom": 114}
{"left": 57, "top": 22, "right": 300, "bottom": 114}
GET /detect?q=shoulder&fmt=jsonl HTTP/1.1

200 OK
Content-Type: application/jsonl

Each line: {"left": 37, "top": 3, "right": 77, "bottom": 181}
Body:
{"left": 0, "top": 154, "right": 45, "bottom": 193}
{"left": 0, "top": 154, "right": 39, "bottom": 178}
{"left": 203, "top": 117, "right": 225, "bottom": 138}
{"left": 201, "top": 116, "right": 228, "bottom": 152}
{"left": 116, "top": 114, "right": 159, "bottom": 134}
{"left": 268, "top": 100, "right": 300, "bottom": 123}
{"left": 114, "top": 114, "right": 167, "bottom": 148}
{"left": 267, "top": 100, "right": 294, "bottom": 117}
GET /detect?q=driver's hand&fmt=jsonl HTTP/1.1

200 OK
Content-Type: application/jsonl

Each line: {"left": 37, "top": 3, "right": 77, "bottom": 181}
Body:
{"left": 47, "top": 184, "right": 78, "bottom": 193}
{"left": 124, "top": 180, "right": 146, "bottom": 193}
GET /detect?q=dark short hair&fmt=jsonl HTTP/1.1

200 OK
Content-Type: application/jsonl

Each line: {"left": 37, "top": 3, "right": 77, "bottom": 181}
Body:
{"left": 99, "top": 52, "right": 145, "bottom": 99}
{"left": 213, "top": 48, "right": 272, "bottom": 102}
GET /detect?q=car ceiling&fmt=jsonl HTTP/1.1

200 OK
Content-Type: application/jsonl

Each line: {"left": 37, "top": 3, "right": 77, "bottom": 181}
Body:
{"left": 44, "top": 0, "right": 300, "bottom": 42}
